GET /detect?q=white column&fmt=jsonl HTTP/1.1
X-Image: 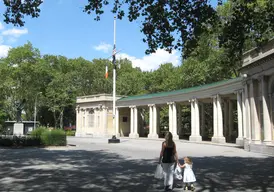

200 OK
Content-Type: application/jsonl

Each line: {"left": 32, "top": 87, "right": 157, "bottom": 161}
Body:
{"left": 200, "top": 103, "right": 205, "bottom": 137}
{"left": 190, "top": 99, "right": 202, "bottom": 141}
{"left": 228, "top": 100, "right": 234, "bottom": 142}
{"left": 153, "top": 105, "right": 159, "bottom": 138}
{"left": 75, "top": 107, "right": 82, "bottom": 137}
{"left": 236, "top": 90, "right": 244, "bottom": 146}
{"left": 250, "top": 80, "right": 261, "bottom": 144}
{"left": 134, "top": 107, "right": 139, "bottom": 137}
{"left": 115, "top": 107, "right": 120, "bottom": 137}
{"left": 172, "top": 102, "right": 179, "bottom": 140}
{"left": 212, "top": 95, "right": 226, "bottom": 143}
{"left": 213, "top": 96, "right": 218, "bottom": 138}
{"left": 245, "top": 82, "right": 251, "bottom": 143}
{"left": 129, "top": 106, "right": 134, "bottom": 137}
{"left": 168, "top": 102, "right": 173, "bottom": 133}
{"left": 261, "top": 76, "right": 272, "bottom": 144}
{"left": 242, "top": 89, "right": 247, "bottom": 139}
{"left": 148, "top": 104, "right": 153, "bottom": 138}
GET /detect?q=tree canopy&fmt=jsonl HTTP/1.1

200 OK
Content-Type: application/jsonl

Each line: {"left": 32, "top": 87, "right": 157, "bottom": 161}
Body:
{"left": 3, "top": 0, "right": 273, "bottom": 62}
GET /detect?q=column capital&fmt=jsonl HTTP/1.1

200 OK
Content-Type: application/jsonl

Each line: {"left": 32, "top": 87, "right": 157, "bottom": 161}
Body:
{"left": 189, "top": 98, "right": 197, "bottom": 103}
{"left": 102, "top": 106, "right": 108, "bottom": 110}
{"left": 234, "top": 89, "right": 243, "bottom": 94}
{"left": 167, "top": 102, "right": 174, "bottom": 105}
{"left": 129, "top": 105, "right": 136, "bottom": 109}
{"left": 148, "top": 104, "right": 155, "bottom": 107}
{"left": 210, "top": 95, "right": 217, "bottom": 99}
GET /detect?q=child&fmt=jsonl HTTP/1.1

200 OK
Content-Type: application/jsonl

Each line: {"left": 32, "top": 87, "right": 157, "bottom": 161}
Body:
{"left": 179, "top": 157, "right": 196, "bottom": 191}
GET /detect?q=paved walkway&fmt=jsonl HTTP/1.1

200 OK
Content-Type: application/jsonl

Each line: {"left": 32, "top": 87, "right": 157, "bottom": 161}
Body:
{"left": 0, "top": 137, "right": 273, "bottom": 192}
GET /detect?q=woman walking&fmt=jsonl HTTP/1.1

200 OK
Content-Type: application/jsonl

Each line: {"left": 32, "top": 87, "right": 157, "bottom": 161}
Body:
{"left": 158, "top": 132, "right": 179, "bottom": 191}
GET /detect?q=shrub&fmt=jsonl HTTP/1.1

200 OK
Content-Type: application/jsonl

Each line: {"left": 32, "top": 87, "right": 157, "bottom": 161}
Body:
{"left": 65, "top": 130, "right": 75, "bottom": 136}
{"left": 41, "top": 129, "right": 66, "bottom": 146}
{"left": 0, "top": 136, "right": 41, "bottom": 147}
{"left": 31, "top": 127, "right": 47, "bottom": 138}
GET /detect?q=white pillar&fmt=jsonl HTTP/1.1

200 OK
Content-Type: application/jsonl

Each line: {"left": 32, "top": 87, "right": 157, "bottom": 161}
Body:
{"left": 242, "top": 89, "right": 247, "bottom": 139}
{"left": 261, "top": 76, "right": 272, "bottom": 144}
{"left": 212, "top": 95, "right": 226, "bottom": 143}
{"left": 129, "top": 106, "right": 134, "bottom": 137}
{"left": 245, "top": 82, "right": 251, "bottom": 143}
{"left": 190, "top": 99, "right": 202, "bottom": 141}
{"left": 200, "top": 103, "right": 205, "bottom": 138}
{"left": 168, "top": 102, "right": 173, "bottom": 133}
{"left": 172, "top": 102, "right": 179, "bottom": 140}
{"left": 153, "top": 105, "right": 159, "bottom": 138}
{"left": 236, "top": 90, "right": 244, "bottom": 146}
{"left": 250, "top": 79, "right": 261, "bottom": 144}
{"left": 115, "top": 107, "right": 120, "bottom": 137}
{"left": 134, "top": 107, "right": 139, "bottom": 137}
{"left": 148, "top": 104, "right": 153, "bottom": 138}
{"left": 75, "top": 107, "right": 82, "bottom": 137}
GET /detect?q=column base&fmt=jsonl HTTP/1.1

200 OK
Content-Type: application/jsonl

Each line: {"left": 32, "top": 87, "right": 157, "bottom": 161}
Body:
{"left": 212, "top": 136, "right": 226, "bottom": 144}
{"left": 189, "top": 135, "right": 202, "bottom": 142}
{"left": 251, "top": 139, "right": 262, "bottom": 144}
{"left": 173, "top": 134, "right": 179, "bottom": 140}
{"left": 129, "top": 133, "right": 139, "bottom": 138}
{"left": 236, "top": 137, "right": 244, "bottom": 146}
{"left": 263, "top": 140, "right": 273, "bottom": 145}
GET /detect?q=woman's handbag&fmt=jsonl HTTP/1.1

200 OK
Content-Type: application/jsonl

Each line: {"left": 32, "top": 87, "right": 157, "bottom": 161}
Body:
{"left": 154, "top": 164, "right": 164, "bottom": 179}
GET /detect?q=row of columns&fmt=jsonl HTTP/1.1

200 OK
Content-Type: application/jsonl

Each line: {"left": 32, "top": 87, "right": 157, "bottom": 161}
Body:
{"left": 242, "top": 76, "right": 272, "bottom": 145}
{"left": 116, "top": 95, "right": 238, "bottom": 143}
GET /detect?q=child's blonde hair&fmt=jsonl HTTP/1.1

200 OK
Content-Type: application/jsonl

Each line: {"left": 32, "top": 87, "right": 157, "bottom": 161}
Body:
{"left": 184, "top": 157, "right": 193, "bottom": 165}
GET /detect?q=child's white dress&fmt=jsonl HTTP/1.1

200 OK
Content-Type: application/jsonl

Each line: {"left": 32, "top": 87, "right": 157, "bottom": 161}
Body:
{"left": 183, "top": 164, "right": 196, "bottom": 183}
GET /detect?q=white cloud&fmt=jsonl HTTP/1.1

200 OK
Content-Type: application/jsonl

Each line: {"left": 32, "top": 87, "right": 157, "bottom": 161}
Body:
{"left": 94, "top": 42, "right": 112, "bottom": 53}
{"left": 116, "top": 49, "right": 181, "bottom": 71}
{"left": 0, "top": 22, "right": 4, "bottom": 30}
{"left": 0, "top": 45, "right": 11, "bottom": 58}
{"left": 2, "top": 28, "right": 28, "bottom": 37}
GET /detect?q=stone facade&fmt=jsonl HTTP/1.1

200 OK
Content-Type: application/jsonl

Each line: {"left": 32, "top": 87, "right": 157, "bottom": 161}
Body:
{"left": 75, "top": 39, "right": 274, "bottom": 155}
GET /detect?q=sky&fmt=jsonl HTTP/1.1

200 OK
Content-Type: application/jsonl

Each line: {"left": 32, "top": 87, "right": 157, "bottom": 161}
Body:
{"left": 0, "top": 0, "right": 218, "bottom": 71}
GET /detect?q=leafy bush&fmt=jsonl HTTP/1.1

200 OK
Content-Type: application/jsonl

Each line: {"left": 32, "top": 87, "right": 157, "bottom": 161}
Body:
{"left": 65, "top": 130, "right": 75, "bottom": 136}
{"left": 41, "top": 129, "right": 66, "bottom": 146}
{"left": 0, "top": 136, "right": 41, "bottom": 147}
{"left": 31, "top": 127, "right": 47, "bottom": 138}
{"left": 0, "top": 128, "right": 67, "bottom": 147}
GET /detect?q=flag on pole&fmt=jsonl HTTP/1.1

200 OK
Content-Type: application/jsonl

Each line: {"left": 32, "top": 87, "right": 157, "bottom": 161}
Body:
{"left": 105, "top": 63, "right": 108, "bottom": 79}
{"left": 112, "top": 44, "right": 116, "bottom": 68}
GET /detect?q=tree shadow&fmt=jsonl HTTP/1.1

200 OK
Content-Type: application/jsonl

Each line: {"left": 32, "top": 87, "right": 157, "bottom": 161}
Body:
{"left": 0, "top": 148, "right": 273, "bottom": 192}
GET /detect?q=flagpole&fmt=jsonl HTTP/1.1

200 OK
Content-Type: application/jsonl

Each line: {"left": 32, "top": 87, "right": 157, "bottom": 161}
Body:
{"left": 109, "top": 16, "right": 120, "bottom": 143}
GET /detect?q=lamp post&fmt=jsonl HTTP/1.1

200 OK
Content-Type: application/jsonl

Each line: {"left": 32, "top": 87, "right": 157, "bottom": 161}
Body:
{"left": 108, "top": 16, "right": 120, "bottom": 144}
{"left": 34, "top": 92, "right": 42, "bottom": 130}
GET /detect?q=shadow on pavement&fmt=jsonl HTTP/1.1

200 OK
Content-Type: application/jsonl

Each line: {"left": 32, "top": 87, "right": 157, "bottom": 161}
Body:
{"left": 0, "top": 148, "right": 273, "bottom": 192}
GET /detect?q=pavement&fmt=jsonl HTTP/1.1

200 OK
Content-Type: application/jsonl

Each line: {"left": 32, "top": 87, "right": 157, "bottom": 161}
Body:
{"left": 0, "top": 137, "right": 273, "bottom": 192}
